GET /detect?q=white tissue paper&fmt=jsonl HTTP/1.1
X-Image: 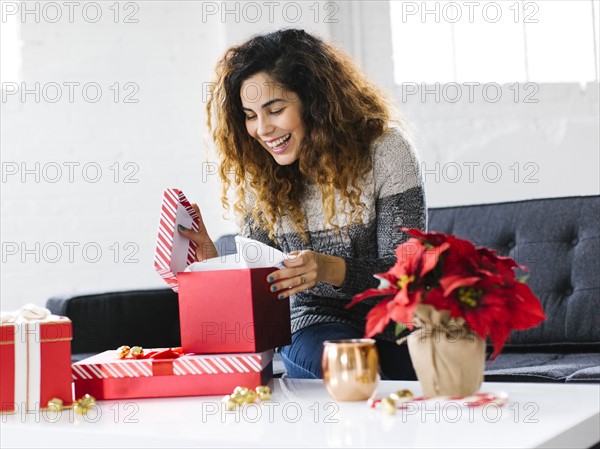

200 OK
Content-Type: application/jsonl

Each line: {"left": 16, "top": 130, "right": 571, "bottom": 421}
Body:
{"left": 185, "top": 236, "right": 286, "bottom": 272}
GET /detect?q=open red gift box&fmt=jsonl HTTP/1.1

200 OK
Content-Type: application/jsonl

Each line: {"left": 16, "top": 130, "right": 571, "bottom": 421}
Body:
{"left": 154, "top": 188, "right": 291, "bottom": 354}
{"left": 0, "top": 311, "right": 72, "bottom": 413}
{"left": 72, "top": 348, "right": 273, "bottom": 400}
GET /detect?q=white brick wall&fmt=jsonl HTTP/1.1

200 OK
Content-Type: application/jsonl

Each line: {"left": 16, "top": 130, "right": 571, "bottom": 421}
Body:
{"left": 1, "top": 1, "right": 598, "bottom": 312}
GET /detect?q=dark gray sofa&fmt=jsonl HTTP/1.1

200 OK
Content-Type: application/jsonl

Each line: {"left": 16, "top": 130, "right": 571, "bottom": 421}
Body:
{"left": 428, "top": 195, "right": 599, "bottom": 382}
{"left": 46, "top": 195, "right": 600, "bottom": 382}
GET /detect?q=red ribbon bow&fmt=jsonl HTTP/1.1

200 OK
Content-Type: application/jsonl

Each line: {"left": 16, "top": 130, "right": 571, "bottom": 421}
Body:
{"left": 142, "top": 347, "right": 183, "bottom": 360}
{"left": 126, "top": 347, "right": 184, "bottom": 376}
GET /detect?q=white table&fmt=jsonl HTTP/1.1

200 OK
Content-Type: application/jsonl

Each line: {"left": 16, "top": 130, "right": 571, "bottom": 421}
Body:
{"left": 2, "top": 379, "right": 599, "bottom": 448}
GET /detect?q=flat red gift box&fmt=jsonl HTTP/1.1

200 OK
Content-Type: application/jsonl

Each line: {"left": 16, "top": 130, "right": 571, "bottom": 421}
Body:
{"left": 72, "top": 348, "right": 274, "bottom": 400}
{"left": 154, "top": 188, "right": 291, "bottom": 354}
{"left": 0, "top": 318, "right": 73, "bottom": 413}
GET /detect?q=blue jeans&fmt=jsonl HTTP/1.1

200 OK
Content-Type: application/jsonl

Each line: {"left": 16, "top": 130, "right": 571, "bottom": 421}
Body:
{"left": 279, "top": 322, "right": 417, "bottom": 380}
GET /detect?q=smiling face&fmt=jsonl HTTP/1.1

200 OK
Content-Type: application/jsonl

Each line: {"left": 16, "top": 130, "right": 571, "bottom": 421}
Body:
{"left": 241, "top": 72, "right": 305, "bottom": 166}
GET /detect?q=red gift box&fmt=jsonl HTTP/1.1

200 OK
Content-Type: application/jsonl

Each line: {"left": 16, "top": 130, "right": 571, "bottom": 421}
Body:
{"left": 72, "top": 348, "right": 274, "bottom": 400}
{"left": 178, "top": 268, "right": 291, "bottom": 353}
{"left": 154, "top": 188, "right": 291, "bottom": 354}
{"left": 0, "top": 311, "right": 72, "bottom": 413}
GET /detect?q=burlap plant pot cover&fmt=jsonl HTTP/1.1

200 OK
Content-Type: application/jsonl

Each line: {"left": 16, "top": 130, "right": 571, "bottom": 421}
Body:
{"left": 406, "top": 304, "right": 485, "bottom": 397}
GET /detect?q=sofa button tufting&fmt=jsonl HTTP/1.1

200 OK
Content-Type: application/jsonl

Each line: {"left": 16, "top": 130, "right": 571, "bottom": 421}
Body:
{"left": 507, "top": 241, "right": 515, "bottom": 249}
{"left": 564, "top": 288, "right": 574, "bottom": 296}
{"left": 571, "top": 238, "right": 578, "bottom": 246}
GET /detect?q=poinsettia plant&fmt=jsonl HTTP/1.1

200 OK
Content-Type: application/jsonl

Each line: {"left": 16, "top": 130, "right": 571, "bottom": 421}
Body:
{"left": 346, "top": 228, "right": 546, "bottom": 359}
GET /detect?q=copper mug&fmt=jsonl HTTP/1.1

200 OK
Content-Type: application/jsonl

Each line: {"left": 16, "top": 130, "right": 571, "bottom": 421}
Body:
{"left": 322, "top": 339, "right": 380, "bottom": 401}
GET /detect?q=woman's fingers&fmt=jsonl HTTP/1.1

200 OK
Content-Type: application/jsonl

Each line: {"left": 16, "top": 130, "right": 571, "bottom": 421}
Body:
{"left": 269, "top": 271, "right": 313, "bottom": 299}
{"left": 177, "top": 224, "right": 204, "bottom": 244}
{"left": 177, "top": 204, "right": 218, "bottom": 261}
{"left": 267, "top": 250, "right": 320, "bottom": 299}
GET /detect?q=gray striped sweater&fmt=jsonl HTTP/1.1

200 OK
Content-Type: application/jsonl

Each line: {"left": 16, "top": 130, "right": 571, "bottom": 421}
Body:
{"left": 241, "top": 126, "right": 427, "bottom": 341}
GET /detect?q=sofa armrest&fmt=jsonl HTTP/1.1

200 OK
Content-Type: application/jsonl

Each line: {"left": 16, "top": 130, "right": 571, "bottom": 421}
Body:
{"left": 46, "top": 289, "right": 181, "bottom": 356}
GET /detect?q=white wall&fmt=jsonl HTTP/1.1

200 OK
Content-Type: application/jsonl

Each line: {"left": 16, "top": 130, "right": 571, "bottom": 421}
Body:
{"left": 1, "top": 1, "right": 598, "bottom": 312}
{"left": 1, "top": 2, "right": 231, "bottom": 310}
{"left": 399, "top": 81, "right": 600, "bottom": 207}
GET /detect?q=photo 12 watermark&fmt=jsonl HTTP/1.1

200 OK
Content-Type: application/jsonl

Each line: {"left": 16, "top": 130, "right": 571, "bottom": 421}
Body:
{"left": 2, "top": 401, "right": 140, "bottom": 424}
{"left": 398, "top": 1, "right": 539, "bottom": 24}
{"left": 1, "top": 1, "right": 140, "bottom": 24}
{"left": 1, "top": 241, "right": 140, "bottom": 264}
{"left": 419, "top": 161, "right": 540, "bottom": 185}
{"left": 2, "top": 162, "right": 140, "bottom": 184}
{"left": 201, "top": 400, "right": 340, "bottom": 424}
{"left": 1, "top": 82, "right": 140, "bottom": 104}
{"left": 201, "top": 1, "right": 339, "bottom": 24}
{"left": 399, "top": 82, "right": 539, "bottom": 104}
{"left": 394, "top": 399, "right": 540, "bottom": 424}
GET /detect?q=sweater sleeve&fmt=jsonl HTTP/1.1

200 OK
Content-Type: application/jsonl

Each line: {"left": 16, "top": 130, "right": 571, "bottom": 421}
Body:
{"left": 310, "top": 126, "right": 427, "bottom": 298}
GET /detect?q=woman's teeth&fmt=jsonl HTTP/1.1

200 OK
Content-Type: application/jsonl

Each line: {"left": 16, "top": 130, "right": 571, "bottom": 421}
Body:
{"left": 266, "top": 134, "right": 291, "bottom": 149}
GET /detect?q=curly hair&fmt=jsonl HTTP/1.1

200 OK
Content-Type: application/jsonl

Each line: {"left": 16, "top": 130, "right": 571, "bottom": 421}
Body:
{"left": 206, "top": 28, "right": 399, "bottom": 242}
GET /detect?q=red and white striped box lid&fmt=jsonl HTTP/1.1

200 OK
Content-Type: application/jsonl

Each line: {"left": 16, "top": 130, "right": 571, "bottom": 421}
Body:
{"left": 154, "top": 188, "right": 199, "bottom": 292}
{"left": 72, "top": 349, "right": 273, "bottom": 380}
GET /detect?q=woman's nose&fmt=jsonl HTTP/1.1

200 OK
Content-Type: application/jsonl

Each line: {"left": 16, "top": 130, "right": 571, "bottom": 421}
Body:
{"left": 256, "top": 115, "right": 274, "bottom": 137}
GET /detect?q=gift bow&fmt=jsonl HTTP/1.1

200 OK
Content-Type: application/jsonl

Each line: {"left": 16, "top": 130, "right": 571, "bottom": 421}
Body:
{"left": 119, "top": 347, "right": 184, "bottom": 376}
{"left": 0, "top": 303, "right": 59, "bottom": 323}
{"left": 143, "top": 347, "right": 184, "bottom": 360}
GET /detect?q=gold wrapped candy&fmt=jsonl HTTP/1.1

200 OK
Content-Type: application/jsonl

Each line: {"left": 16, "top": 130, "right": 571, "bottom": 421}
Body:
{"left": 221, "top": 395, "right": 238, "bottom": 411}
{"left": 47, "top": 398, "right": 64, "bottom": 412}
{"left": 233, "top": 386, "right": 250, "bottom": 396}
{"left": 369, "top": 389, "right": 415, "bottom": 415}
{"left": 74, "top": 394, "right": 96, "bottom": 414}
{"left": 130, "top": 346, "right": 144, "bottom": 359}
{"left": 117, "top": 345, "right": 131, "bottom": 359}
{"left": 255, "top": 385, "right": 271, "bottom": 401}
{"left": 381, "top": 397, "right": 397, "bottom": 415}
{"left": 221, "top": 385, "right": 271, "bottom": 409}
{"left": 390, "top": 389, "right": 413, "bottom": 401}
{"left": 46, "top": 394, "right": 97, "bottom": 415}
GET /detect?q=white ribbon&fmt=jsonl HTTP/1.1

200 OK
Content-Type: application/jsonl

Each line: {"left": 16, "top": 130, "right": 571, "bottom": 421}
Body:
{"left": 1, "top": 304, "right": 62, "bottom": 411}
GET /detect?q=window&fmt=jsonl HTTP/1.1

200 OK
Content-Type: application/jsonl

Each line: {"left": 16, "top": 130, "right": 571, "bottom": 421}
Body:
{"left": 390, "top": 0, "right": 600, "bottom": 85}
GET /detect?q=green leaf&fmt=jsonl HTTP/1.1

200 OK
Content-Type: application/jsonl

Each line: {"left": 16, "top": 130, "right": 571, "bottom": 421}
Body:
{"left": 395, "top": 322, "right": 407, "bottom": 336}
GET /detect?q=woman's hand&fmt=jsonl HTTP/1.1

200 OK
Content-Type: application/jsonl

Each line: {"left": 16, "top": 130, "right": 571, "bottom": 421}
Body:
{"left": 266, "top": 250, "right": 347, "bottom": 299}
{"left": 176, "top": 203, "right": 218, "bottom": 261}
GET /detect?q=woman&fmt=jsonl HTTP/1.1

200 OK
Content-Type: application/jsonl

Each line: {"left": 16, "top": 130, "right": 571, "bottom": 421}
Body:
{"left": 179, "top": 28, "right": 426, "bottom": 379}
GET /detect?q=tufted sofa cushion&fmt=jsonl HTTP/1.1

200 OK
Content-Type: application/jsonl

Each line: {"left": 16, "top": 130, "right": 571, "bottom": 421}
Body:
{"left": 428, "top": 195, "right": 600, "bottom": 349}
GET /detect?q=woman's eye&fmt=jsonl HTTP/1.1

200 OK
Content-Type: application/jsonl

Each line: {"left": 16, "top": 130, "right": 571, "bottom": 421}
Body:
{"left": 245, "top": 115, "right": 256, "bottom": 121}
{"left": 270, "top": 108, "right": 284, "bottom": 115}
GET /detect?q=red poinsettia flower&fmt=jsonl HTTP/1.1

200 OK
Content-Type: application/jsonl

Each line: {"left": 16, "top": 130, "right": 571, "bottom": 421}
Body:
{"left": 404, "top": 228, "right": 451, "bottom": 247}
{"left": 442, "top": 275, "right": 545, "bottom": 358}
{"left": 346, "top": 235, "right": 449, "bottom": 338}
{"left": 348, "top": 228, "right": 546, "bottom": 359}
